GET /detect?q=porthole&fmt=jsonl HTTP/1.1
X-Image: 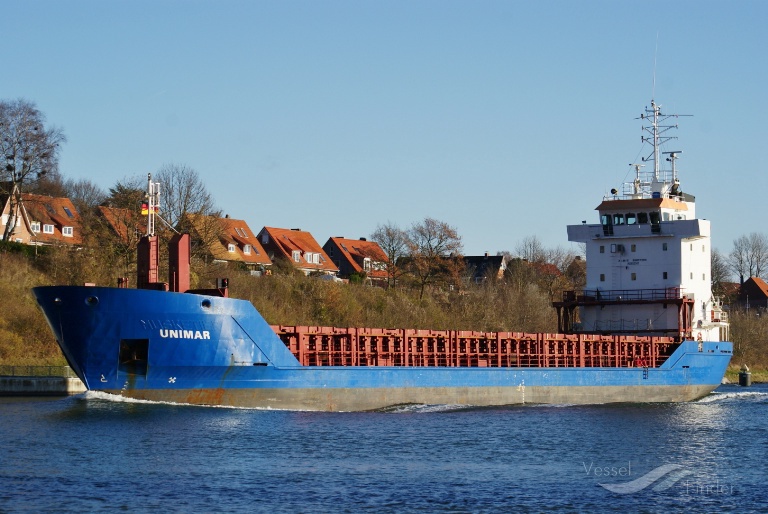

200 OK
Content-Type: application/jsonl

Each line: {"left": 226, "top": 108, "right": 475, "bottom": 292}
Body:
{"left": 85, "top": 296, "right": 99, "bottom": 306}
{"left": 201, "top": 299, "right": 211, "bottom": 309}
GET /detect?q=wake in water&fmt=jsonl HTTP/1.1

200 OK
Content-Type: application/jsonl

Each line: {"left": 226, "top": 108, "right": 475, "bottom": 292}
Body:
{"left": 374, "top": 403, "right": 473, "bottom": 414}
{"left": 79, "top": 391, "right": 308, "bottom": 411}
{"left": 696, "top": 387, "right": 768, "bottom": 404}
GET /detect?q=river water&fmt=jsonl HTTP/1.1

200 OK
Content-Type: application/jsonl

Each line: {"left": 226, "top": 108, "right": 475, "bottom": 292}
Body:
{"left": 1, "top": 384, "right": 766, "bottom": 513}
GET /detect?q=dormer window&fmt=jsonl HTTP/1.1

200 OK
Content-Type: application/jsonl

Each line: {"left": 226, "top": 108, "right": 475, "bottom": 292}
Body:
{"left": 228, "top": 243, "right": 236, "bottom": 253}
{"left": 43, "top": 224, "right": 54, "bottom": 234}
{"left": 363, "top": 258, "right": 371, "bottom": 271}
{"left": 243, "top": 244, "right": 251, "bottom": 255}
{"left": 62, "top": 227, "right": 73, "bottom": 237}
{"left": 293, "top": 250, "right": 301, "bottom": 262}
{"left": 30, "top": 221, "right": 41, "bottom": 233}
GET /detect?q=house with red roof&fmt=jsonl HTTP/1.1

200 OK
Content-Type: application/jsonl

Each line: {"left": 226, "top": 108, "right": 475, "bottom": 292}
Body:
{"left": 186, "top": 214, "right": 272, "bottom": 273}
{"left": 97, "top": 205, "right": 146, "bottom": 246}
{"left": 463, "top": 253, "right": 508, "bottom": 284}
{"left": 257, "top": 227, "right": 338, "bottom": 276}
{"left": 1, "top": 187, "right": 82, "bottom": 246}
{"left": 323, "top": 236, "right": 388, "bottom": 284}
{"left": 738, "top": 276, "right": 768, "bottom": 311}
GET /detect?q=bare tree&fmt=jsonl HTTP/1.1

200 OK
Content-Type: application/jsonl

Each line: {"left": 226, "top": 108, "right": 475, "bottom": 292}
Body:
{"left": 0, "top": 99, "right": 66, "bottom": 240}
{"left": 406, "top": 217, "right": 464, "bottom": 299}
{"left": 515, "top": 235, "right": 546, "bottom": 263}
{"left": 370, "top": 222, "right": 409, "bottom": 288}
{"left": 156, "top": 163, "right": 219, "bottom": 229}
{"left": 154, "top": 164, "right": 223, "bottom": 272}
{"left": 64, "top": 178, "right": 107, "bottom": 213}
{"left": 711, "top": 248, "right": 731, "bottom": 297}
{"left": 729, "top": 233, "right": 768, "bottom": 282}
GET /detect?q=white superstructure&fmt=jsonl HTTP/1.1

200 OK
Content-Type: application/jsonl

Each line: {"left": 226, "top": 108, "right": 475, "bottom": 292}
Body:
{"left": 557, "top": 100, "right": 729, "bottom": 342}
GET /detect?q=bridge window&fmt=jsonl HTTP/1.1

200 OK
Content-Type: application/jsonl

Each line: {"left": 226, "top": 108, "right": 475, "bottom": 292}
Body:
{"left": 613, "top": 214, "right": 625, "bottom": 225}
{"left": 626, "top": 213, "right": 637, "bottom": 225}
{"left": 638, "top": 212, "right": 648, "bottom": 224}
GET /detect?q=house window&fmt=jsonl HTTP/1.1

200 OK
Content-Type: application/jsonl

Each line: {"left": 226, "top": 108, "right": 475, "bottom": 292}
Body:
{"left": 63, "top": 207, "right": 74, "bottom": 218}
{"left": 43, "top": 224, "right": 54, "bottom": 234}
{"left": 292, "top": 250, "right": 301, "bottom": 262}
{"left": 262, "top": 233, "right": 269, "bottom": 244}
{"left": 228, "top": 243, "right": 236, "bottom": 253}
{"left": 631, "top": 273, "right": 637, "bottom": 281}
{"left": 600, "top": 274, "right": 605, "bottom": 282}
{"left": 243, "top": 245, "right": 251, "bottom": 255}
{"left": 62, "top": 226, "right": 73, "bottom": 237}
{"left": 30, "top": 221, "right": 41, "bottom": 233}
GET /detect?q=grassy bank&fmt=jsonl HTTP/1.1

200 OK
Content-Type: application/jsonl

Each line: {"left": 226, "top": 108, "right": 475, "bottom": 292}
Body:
{"left": 724, "top": 366, "right": 767, "bottom": 384}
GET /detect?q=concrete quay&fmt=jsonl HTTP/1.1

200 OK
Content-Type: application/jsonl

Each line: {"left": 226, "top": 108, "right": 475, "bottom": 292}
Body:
{"left": 0, "top": 366, "right": 86, "bottom": 396}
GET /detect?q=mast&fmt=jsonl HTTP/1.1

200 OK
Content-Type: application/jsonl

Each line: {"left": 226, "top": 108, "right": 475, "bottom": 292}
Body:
{"left": 637, "top": 100, "right": 691, "bottom": 198}
{"left": 145, "top": 173, "right": 160, "bottom": 237}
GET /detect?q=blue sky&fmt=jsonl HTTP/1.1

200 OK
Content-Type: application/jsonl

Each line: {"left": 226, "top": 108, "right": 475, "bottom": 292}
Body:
{"left": 4, "top": 1, "right": 766, "bottom": 256}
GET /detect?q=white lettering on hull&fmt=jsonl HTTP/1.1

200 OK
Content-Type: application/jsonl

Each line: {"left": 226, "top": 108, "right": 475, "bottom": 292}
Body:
{"left": 159, "top": 329, "right": 211, "bottom": 340}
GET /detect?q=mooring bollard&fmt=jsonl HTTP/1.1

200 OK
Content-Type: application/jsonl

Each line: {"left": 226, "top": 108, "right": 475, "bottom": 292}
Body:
{"left": 738, "top": 364, "right": 752, "bottom": 387}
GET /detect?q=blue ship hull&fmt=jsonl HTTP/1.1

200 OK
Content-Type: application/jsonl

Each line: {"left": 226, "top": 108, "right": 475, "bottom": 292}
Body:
{"left": 32, "top": 286, "right": 733, "bottom": 411}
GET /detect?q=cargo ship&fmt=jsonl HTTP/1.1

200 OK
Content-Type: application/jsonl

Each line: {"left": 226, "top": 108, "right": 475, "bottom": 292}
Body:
{"left": 32, "top": 99, "right": 732, "bottom": 411}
